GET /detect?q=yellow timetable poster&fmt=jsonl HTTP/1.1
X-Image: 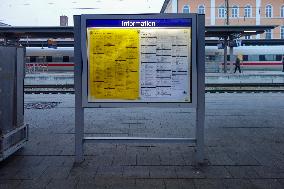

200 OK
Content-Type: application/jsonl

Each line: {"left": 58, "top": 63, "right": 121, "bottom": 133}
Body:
{"left": 87, "top": 29, "right": 140, "bottom": 100}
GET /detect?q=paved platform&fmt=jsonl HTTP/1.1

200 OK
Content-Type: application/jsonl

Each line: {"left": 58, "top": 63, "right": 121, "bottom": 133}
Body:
{"left": 1, "top": 93, "right": 284, "bottom": 188}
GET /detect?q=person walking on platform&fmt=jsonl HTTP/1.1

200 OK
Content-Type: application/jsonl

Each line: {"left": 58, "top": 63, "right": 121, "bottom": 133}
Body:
{"left": 234, "top": 57, "right": 241, "bottom": 73}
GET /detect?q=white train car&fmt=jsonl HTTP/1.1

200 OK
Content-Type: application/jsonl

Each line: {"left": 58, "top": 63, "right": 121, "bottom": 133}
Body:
{"left": 205, "top": 45, "right": 284, "bottom": 71}
{"left": 25, "top": 47, "right": 74, "bottom": 72}
{"left": 25, "top": 46, "right": 284, "bottom": 73}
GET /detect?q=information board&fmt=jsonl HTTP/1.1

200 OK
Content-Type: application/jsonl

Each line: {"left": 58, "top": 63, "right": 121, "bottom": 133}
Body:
{"left": 81, "top": 16, "right": 197, "bottom": 106}
{"left": 75, "top": 14, "right": 205, "bottom": 163}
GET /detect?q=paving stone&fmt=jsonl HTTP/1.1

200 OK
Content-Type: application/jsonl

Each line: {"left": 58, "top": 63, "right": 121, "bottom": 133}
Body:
{"left": 277, "top": 179, "right": 284, "bottom": 187}
{"left": 46, "top": 178, "right": 78, "bottom": 189}
{"left": 96, "top": 166, "right": 124, "bottom": 177}
{"left": 135, "top": 179, "right": 166, "bottom": 189}
{"left": 206, "top": 147, "right": 235, "bottom": 166}
{"left": 17, "top": 178, "right": 52, "bottom": 189}
{"left": 0, "top": 180, "right": 21, "bottom": 189}
{"left": 94, "top": 177, "right": 136, "bottom": 189}
{"left": 250, "top": 179, "right": 284, "bottom": 189}
{"left": 123, "top": 166, "right": 150, "bottom": 178}
{"left": 40, "top": 165, "right": 72, "bottom": 180}
{"left": 137, "top": 151, "right": 161, "bottom": 165}
{"left": 194, "top": 179, "right": 225, "bottom": 189}
{"left": 149, "top": 166, "right": 177, "bottom": 178}
{"left": 165, "top": 179, "right": 195, "bottom": 189}
{"left": 225, "top": 166, "right": 260, "bottom": 179}
{"left": 254, "top": 166, "right": 284, "bottom": 179}
{"left": 175, "top": 166, "right": 205, "bottom": 178}
{"left": 14, "top": 164, "right": 48, "bottom": 180}
{"left": 225, "top": 149, "right": 260, "bottom": 166}
{"left": 222, "top": 179, "right": 253, "bottom": 189}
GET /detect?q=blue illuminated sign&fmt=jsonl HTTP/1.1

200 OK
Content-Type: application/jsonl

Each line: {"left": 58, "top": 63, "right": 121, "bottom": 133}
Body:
{"left": 86, "top": 18, "right": 191, "bottom": 28}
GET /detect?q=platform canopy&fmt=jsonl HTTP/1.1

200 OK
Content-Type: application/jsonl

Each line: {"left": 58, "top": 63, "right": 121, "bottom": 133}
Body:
{"left": 205, "top": 25, "right": 277, "bottom": 38}
{"left": 0, "top": 26, "right": 73, "bottom": 39}
{"left": 0, "top": 25, "right": 277, "bottom": 39}
{"left": 0, "top": 25, "right": 279, "bottom": 45}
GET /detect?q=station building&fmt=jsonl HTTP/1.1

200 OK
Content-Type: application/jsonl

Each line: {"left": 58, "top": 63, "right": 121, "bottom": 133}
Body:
{"left": 162, "top": 0, "right": 284, "bottom": 39}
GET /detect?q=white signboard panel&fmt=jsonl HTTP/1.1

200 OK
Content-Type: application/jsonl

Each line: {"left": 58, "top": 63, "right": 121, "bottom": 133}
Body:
{"left": 140, "top": 29, "right": 191, "bottom": 101}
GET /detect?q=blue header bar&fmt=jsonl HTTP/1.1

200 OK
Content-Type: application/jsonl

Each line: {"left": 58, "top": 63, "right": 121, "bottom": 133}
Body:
{"left": 86, "top": 18, "right": 191, "bottom": 28}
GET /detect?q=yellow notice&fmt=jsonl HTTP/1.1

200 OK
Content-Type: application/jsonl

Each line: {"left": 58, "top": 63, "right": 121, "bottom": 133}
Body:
{"left": 87, "top": 28, "right": 139, "bottom": 100}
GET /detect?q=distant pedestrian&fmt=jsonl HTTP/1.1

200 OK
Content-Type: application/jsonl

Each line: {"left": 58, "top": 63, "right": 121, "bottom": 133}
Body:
{"left": 282, "top": 55, "right": 284, "bottom": 72}
{"left": 234, "top": 57, "right": 241, "bottom": 73}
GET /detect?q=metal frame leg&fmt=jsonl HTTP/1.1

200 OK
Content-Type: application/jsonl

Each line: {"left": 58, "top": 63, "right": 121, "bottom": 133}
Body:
{"left": 74, "top": 15, "right": 84, "bottom": 163}
{"left": 196, "top": 14, "right": 205, "bottom": 164}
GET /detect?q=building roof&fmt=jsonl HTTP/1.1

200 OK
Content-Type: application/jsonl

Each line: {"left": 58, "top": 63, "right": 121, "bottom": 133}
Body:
{"left": 205, "top": 25, "right": 278, "bottom": 38}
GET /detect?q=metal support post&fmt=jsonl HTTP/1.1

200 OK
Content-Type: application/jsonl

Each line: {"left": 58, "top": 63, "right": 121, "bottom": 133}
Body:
{"left": 229, "top": 45, "right": 234, "bottom": 73}
{"left": 74, "top": 15, "right": 84, "bottom": 163}
{"left": 223, "top": 37, "right": 228, "bottom": 73}
{"left": 225, "top": 0, "right": 229, "bottom": 25}
{"left": 196, "top": 14, "right": 205, "bottom": 164}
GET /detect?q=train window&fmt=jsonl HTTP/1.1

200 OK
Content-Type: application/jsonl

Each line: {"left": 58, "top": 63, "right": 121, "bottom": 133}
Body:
{"left": 26, "top": 57, "right": 30, "bottom": 63}
{"left": 243, "top": 55, "right": 248, "bottom": 61}
{"left": 248, "top": 55, "right": 259, "bottom": 61}
{"left": 205, "top": 55, "right": 216, "bottom": 62}
{"left": 52, "top": 56, "right": 63, "bottom": 62}
{"left": 226, "top": 55, "right": 236, "bottom": 61}
{"left": 259, "top": 55, "right": 265, "bottom": 61}
{"left": 30, "top": 56, "right": 36, "bottom": 62}
{"left": 38, "top": 56, "right": 44, "bottom": 62}
{"left": 46, "top": 56, "right": 53, "bottom": 62}
{"left": 265, "top": 55, "right": 274, "bottom": 61}
{"left": 63, "top": 56, "right": 69, "bottom": 62}
{"left": 70, "top": 56, "right": 74, "bottom": 62}
{"left": 276, "top": 55, "right": 282, "bottom": 61}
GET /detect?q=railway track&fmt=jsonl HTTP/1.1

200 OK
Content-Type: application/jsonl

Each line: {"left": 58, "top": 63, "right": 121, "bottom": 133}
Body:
{"left": 24, "top": 83, "right": 284, "bottom": 94}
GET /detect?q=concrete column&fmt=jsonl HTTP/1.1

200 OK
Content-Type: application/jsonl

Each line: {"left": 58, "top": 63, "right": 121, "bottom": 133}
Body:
{"left": 210, "top": 0, "right": 215, "bottom": 25}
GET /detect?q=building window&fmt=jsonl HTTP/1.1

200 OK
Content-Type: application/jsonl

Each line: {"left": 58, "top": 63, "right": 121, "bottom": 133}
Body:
{"left": 244, "top": 5, "right": 252, "bottom": 18}
{"left": 281, "top": 26, "right": 284, "bottom": 39}
{"left": 183, "top": 5, "right": 190, "bottom": 13}
{"left": 218, "top": 5, "right": 225, "bottom": 18}
{"left": 231, "top": 5, "right": 239, "bottom": 18}
{"left": 265, "top": 5, "right": 272, "bottom": 18}
{"left": 281, "top": 5, "right": 284, "bottom": 18}
{"left": 198, "top": 5, "right": 205, "bottom": 14}
{"left": 265, "top": 29, "right": 272, "bottom": 39}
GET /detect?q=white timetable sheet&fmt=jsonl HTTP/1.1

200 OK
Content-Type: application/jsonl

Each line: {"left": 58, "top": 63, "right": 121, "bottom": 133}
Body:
{"left": 140, "top": 29, "right": 191, "bottom": 101}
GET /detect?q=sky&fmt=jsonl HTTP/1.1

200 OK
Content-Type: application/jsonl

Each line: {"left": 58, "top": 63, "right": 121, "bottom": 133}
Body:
{"left": 0, "top": 0, "right": 165, "bottom": 26}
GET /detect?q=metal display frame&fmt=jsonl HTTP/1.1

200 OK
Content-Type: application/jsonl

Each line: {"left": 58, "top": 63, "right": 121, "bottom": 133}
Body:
{"left": 74, "top": 14, "right": 205, "bottom": 164}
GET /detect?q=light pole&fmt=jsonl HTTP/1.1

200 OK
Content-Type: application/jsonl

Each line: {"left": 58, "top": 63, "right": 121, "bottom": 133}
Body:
{"left": 225, "top": 0, "right": 229, "bottom": 25}
{"left": 223, "top": 0, "right": 229, "bottom": 73}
